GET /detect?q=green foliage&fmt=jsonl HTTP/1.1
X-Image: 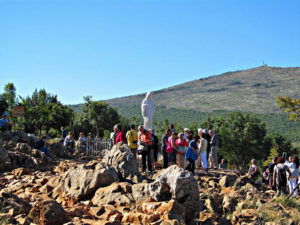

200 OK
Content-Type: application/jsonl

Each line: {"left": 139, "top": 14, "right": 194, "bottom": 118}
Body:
{"left": 263, "top": 146, "right": 279, "bottom": 167}
{"left": 19, "top": 89, "right": 73, "bottom": 135}
{"left": 277, "top": 96, "right": 300, "bottom": 121}
{"left": 80, "top": 97, "right": 120, "bottom": 137}
{"left": 0, "top": 95, "right": 8, "bottom": 115}
{"left": 214, "top": 112, "right": 267, "bottom": 170}
{"left": 103, "top": 130, "right": 111, "bottom": 139}
{"left": 2, "top": 83, "right": 16, "bottom": 118}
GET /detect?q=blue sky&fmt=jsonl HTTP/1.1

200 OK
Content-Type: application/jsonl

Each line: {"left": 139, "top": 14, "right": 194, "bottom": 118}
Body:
{"left": 0, "top": 0, "right": 299, "bottom": 104}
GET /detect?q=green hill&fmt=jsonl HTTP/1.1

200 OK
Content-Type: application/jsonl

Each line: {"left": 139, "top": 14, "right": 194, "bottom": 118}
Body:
{"left": 106, "top": 66, "right": 300, "bottom": 113}
{"left": 69, "top": 66, "right": 300, "bottom": 141}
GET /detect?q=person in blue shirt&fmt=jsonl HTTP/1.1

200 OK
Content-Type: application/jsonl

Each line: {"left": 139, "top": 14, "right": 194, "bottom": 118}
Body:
{"left": 34, "top": 136, "right": 50, "bottom": 157}
{"left": 0, "top": 111, "right": 11, "bottom": 131}
{"left": 185, "top": 134, "right": 200, "bottom": 174}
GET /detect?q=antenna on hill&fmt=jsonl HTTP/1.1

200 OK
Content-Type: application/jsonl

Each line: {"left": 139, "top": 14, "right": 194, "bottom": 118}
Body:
{"left": 262, "top": 60, "right": 267, "bottom": 67}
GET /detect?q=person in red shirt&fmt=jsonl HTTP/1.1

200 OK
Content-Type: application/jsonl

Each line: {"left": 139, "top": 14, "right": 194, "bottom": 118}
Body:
{"left": 138, "top": 125, "right": 152, "bottom": 172}
{"left": 176, "top": 132, "right": 188, "bottom": 168}
{"left": 115, "top": 124, "right": 127, "bottom": 144}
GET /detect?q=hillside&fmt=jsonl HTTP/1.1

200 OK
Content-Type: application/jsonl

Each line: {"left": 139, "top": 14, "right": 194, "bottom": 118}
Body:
{"left": 105, "top": 66, "right": 300, "bottom": 113}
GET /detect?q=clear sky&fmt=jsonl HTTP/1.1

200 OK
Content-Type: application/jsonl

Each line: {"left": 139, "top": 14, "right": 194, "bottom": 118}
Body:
{"left": 0, "top": 0, "right": 299, "bottom": 104}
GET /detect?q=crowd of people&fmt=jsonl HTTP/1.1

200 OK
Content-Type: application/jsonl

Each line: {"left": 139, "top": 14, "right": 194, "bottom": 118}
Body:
{"left": 258, "top": 155, "right": 299, "bottom": 197}
{"left": 110, "top": 123, "right": 220, "bottom": 175}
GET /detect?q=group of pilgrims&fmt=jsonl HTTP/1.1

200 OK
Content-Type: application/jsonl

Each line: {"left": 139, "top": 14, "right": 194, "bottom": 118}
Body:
{"left": 110, "top": 123, "right": 219, "bottom": 175}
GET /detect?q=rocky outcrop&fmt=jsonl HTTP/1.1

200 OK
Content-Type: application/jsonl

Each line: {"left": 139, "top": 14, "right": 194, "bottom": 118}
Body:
{"left": 102, "top": 143, "right": 139, "bottom": 181}
{"left": 28, "top": 200, "right": 67, "bottom": 225}
{"left": 52, "top": 160, "right": 119, "bottom": 201}
{"left": 148, "top": 165, "right": 201, "bottom": 224}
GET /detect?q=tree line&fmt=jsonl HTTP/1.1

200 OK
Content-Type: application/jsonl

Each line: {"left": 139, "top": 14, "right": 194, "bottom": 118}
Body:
{"left": 1, "top": 82, "right": 299, "bottom": 171}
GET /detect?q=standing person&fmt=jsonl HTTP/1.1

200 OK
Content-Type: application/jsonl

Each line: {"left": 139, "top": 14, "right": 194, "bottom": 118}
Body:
{"left": 287, "top": 156, "right": 299, "bottom": 197}
{"left": 115, "top": 124, "right": 127, "bottom": 144}
{"left": 176, "top": 132, "right": 188, "bottom": 168}
{"left": 61, "top": 126, "right": 67, "bottom": 138}
{"left": 248, "top": 159, "right": 259, "bottom": 180}
{"left": 34, "top": 136, "right": 50, "bottom": 157}
{"left": 77, "top": 132, "right": 86, "bottom": 153}
{"left": 268, "top": 156, "right": 278, "bottom": 191}
{"left": 183, "top": 128, "right": 190, "bottom": 139}
{"left": 185, "top": 135, "right": 199, "bottom": 174}
{"left": 151, "top": 130, "right": 159, "bottom": 170}
{"left": 110, "top": 127, "right": 116, "bottom": 149}
{"left": 166, "top": 132, "right": 178, "bottom": 166}
{"left": 199, "top": 131, "right": 208, "bottom": 172}
{"left": 161, "top": 129, "right": 171, "bottom": 168}
{"left": 87, "top": 133, "right": 93, "bottom": 155}
{"left": 209, "top": 130, "right": 219, "bottom": 170}
{"left": 273, "top": 157, "right": 292, "bottom": 197}
{"left": 138, "top": 125, "right": 153, "bottom": 172}
{"left": 169, "top": 124, "right": 175, "bottom": 132}
{"left": 126, "top": 125, "right": 138, "bottom": 159}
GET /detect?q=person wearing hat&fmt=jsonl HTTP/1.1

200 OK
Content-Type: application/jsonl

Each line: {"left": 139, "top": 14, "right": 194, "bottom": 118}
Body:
{"left": 183, "top": 128, "right": 190, "bottom": 139}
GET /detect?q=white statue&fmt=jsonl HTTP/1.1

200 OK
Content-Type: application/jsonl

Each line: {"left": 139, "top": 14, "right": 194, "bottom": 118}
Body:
{"left": 141, "top": 92, "right": 155, "bottom": 130}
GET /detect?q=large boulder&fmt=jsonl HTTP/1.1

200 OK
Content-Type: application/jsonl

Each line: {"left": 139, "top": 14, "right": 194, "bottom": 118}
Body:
{"left": 102, "top": 143, "right": 139, "bottom": 181}
{"left": 50, "top": 141, "right": 69, "bottom": 158}
{"left": 28, "top": 200, "right": 67, "bottom": 225}
{"left": 52, "top": 160, "right": 119, "bottom": 201}
{"left": 148, "top": 165, "right": 200, "bottom": 225}
{"left": 0, "top": 142, "right": 11, "bottom": 172}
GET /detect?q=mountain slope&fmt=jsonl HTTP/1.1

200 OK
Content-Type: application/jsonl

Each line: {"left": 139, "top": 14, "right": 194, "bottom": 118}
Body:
{"left": 105, "top": 66, "right": 300, "bottom": 113}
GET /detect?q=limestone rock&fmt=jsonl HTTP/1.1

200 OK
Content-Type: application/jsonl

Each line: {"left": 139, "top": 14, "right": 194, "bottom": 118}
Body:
{"left": 52, "top": 162, "right": 119, "bottom": 201}
{"left": 29, "top": 200, "right": 67, "bottom": 225}
{"left": 102, "top": 144, "right": 139, "bottom": 180}
{"left": 148, "top": 165, "right": 200, "bottom": 224}
{"left": 91, "top": 182, "right": 132, "bottom": 208}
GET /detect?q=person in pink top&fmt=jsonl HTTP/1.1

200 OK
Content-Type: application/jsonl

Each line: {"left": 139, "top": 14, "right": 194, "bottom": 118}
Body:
{"left": 176, "top": 132, "right": 188, "bottom": 168}
{"left": 166, "top": 132, "right": 178, "bottom": 167}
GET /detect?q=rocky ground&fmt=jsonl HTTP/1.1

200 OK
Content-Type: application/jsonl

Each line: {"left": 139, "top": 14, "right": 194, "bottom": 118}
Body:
{"left": 1, "top": 131, "right": 300, "bottom": 225}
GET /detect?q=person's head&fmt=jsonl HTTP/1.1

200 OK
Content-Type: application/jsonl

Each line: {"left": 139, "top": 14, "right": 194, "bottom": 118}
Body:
{"left": 2, "top": 111, "right": 8, "bottom": 118}
{"left": 114, "top": 124, "right": 120, "bottom": 132}
{"left": 209, "top": 130, "right": 214, "bottom": 137}
{"left": 197, "top": 128, "right": 203, "bottom": 137}
{"left": 42, "top": 136, "right": 47, "bottom": 142}
{"left": 178, "top": 132, "right": 184, "bottom": 140}
{"left": 277, "top": 157, "right": 285, "bottom": 164}
{"left": 138, "top": 125, "right": 144, "bottom": 133}
{"left": 169, "top": 124, "right": 174, "bottom": 129}
{"left": 289, "top": 156, "right": 293, "bottom": 162}
{"left": 221, "top": 158, "right": 225, "bottom": 164}
{"left": 130, "top": 124, "right": 135, "bottom": 130}
{"left": 79, "top": 132, "right": 84, "bottom": 137}
{"left": 272, "top": 156, "right": 278, "bottom": 164}
{"left": 172, "top": 132, "right": 178, "bottom": 139}
{"left": 193, "top": 135, "right": 200, "bottom": 143}
{"left": 184, "top": 128, "right": 190, "bottom": 134}
{"left": 165, "top": 128, "right": 171, "bottom": 135}
{"left": 251, "top": 159, "right": 256, "bottom": 165}
{"left": 88, "top": 133, "right": 92, "bottom": 137}
{"left": 68, "top": 131, "right": 72, "bottom": 137}
{"left": 61, "top": 126, "right": 64, "bottom": 131}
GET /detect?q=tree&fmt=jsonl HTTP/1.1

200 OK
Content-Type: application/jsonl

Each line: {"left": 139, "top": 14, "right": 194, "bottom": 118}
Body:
{"left": 216, "top": 112, "right": 268, "bottom": 171}
{"left": 2, "top": 83, "right": 17, "bottom": 118}
{"left": 20, "top": 89, "right": 73, "bottom": 135}
{"left": 263, "top": 146, "right": 279, "bottom": 167}
{"left": 0, "top": 95, "right": 8, "bottom": 115}
{"left": 276, "top": 96, "right": 300, "bottom": 121}
{"left": 82, "top": 97, "right": 120, "bottom": 137}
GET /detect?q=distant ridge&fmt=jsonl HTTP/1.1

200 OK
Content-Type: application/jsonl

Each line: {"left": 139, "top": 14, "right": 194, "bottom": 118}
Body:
{"left": 104, "top": 66, "right": 300, "bottom": 113}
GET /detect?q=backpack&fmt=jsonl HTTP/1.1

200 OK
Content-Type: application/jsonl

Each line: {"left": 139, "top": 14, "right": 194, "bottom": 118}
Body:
{"left": 277, "top": 166, "right": 287, "bottom": 187}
